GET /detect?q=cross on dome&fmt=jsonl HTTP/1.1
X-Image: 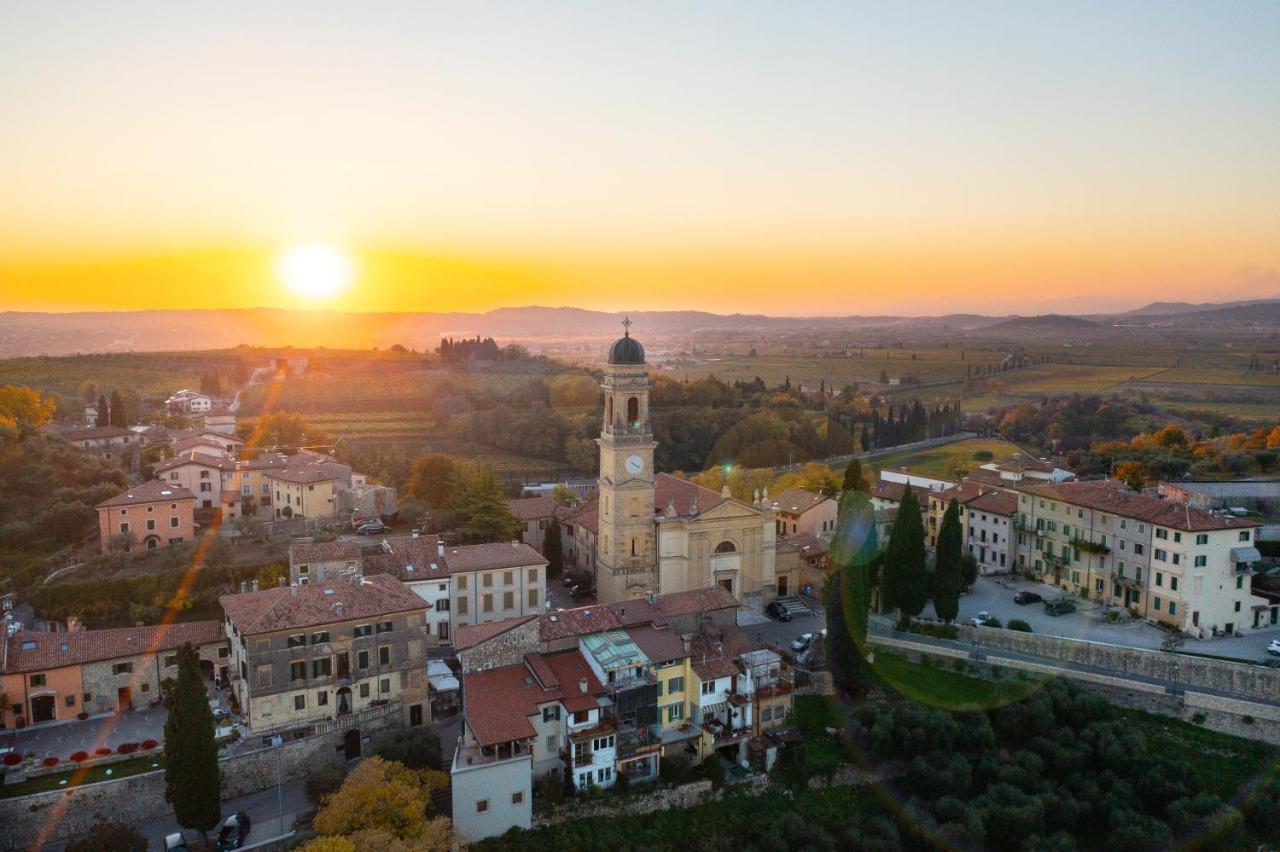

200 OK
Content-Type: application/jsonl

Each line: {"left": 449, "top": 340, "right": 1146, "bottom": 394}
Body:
{"left": 621, "top": 316, "right": 632, "bottom": 337}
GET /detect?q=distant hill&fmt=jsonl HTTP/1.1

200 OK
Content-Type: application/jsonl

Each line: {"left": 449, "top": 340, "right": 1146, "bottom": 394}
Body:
{"left": 985, "top": 314, "right": 1099, "bottom": 332}
{"left": 1120, "top": 298, "right": 1280, "bottom": 318}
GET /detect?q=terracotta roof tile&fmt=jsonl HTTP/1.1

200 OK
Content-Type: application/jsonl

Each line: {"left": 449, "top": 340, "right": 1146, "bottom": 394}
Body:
{"left": 4, "top": 621, "right": 223, "bottom": 674}
{"left": 442, "top": 542, "right": 547, "bottom": 573}
{"left": 507, "top": 495, "right": 559, "bottom": 522}
{"left": 463, "top": 650, "right": 605, "bottom": 746}
{"left": 625, "top": 624, "right": 686, "bottom": 663}
{"left": 153, "top": 451, "right": 234, "bottom": 473}
{"left": 61, "top": 426, "right": 135, "bottom": 441}
{"left": 654, "top": 585, "right": 738, "bottom": 618}
{"left": 96, "top": 480, "right": 196, "bottom": 508}
{"left": 1026, "top": 480, "right": 1262, "bottom": 532}
{"left": 966, "top": 488, "right": 1019, "bottom": 516}
{"left": 454, "top": 616, "right": 537, "bottom": 651}
{"left": 219, "top": 573, "right": 426, "bottom": 635}
{"left": 769, "top": 488, "right": 831, "bottom": 514}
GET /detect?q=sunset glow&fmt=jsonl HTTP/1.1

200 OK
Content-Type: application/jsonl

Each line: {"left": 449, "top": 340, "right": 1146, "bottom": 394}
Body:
{"left": 276, "top": 243, "right": 356, "bottom": 302}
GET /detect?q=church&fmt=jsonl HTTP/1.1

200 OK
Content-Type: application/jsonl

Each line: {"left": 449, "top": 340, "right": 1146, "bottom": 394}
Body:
{"left": 591, "top": 322, "right": 778, "bottom": 605}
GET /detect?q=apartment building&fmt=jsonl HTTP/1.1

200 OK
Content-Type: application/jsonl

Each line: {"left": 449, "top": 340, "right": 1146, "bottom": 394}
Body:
{"left": 219, "top": 574, "right": 431, "bottom": 732}
{"left": 94, "top": 479, "right": 197, "bottom": 554}
{"left": 964, "top": 488, "right": 1018, "bottom": 574}
{"left": 1013, "top": 480, "right": 1267, "bottom": 638}
{"left": 154, "top": 452, "right": 232, "bottom": 508}
{"left": 1, "top": 620, "right": 226, "bottom": 728}
{"left": 768, "top": 487, "right": 837, "bottom": 543}
{"left": 451, "top": 586, "right": 791, "bottom": 842}
{"left": 926, "top": 480, "right": 992, "bottom": 548}
{"left": 288, "top": 535, "right": 548, "bottom": 644}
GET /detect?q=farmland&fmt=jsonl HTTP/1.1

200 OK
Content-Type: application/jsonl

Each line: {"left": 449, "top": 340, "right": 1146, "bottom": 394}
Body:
{"left": 0, "top": 352, "right": 212, "bottom": 398}
{"left": 663, "top": 347, "right": 1010, "bottom": 388}
{"left": 869, "top": 437, "right": 1024, "bottom": 480}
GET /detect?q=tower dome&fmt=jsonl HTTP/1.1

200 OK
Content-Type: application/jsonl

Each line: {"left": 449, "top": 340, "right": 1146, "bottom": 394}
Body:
{"left": 607, "top": 318, "right": 645, "bottom": 365}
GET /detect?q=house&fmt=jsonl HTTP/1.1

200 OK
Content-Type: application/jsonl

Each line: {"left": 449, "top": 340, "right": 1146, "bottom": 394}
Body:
{"left": 766, "top": 487, "right": 837, "bottom": 542}
{"left": 201, "top": 405, "right": 238, "bottom": 435}
{"left": 59, "top": 426, "right": 139, "bottom": 465}
{"left": 451, "top": 586, "right": 789, "bottom": 841}
{"left": 94, "top": 480, "right": 197, "bottom": 554}
{"left": 877, "top": 468, "right": 955, "bottom": 494}
{"left": 979, "top": 454, "right": 1074, "bottom": 484}
{"left": 773, "top": 532, "right": 829, "bottom": 597}
{"left": 288, "top": 536, "right": 548, "bottom": 645}
{"left": 165, "top": 389, "right": 216, "bottom": 415}
{"left": 870, "top": 479, "right": 933, "bottom": 513}
{"left": 926, "top": 480, "right": 993, "bottom": 548}
{"left": 1, "top": 620, "right": 226, "bottom": 728}
{"left": 1013, "top": 479, "right": 1271, "bottom": 637}
{"left": 507, "top": 495, "right": 560, "bottom": 552}
{"left": 218, "top": 573, "right": 431, "bottom": 733}
{"left": 168, "top": 427, "right": 244, "bottom": 456}
{"left": 963, "top": 487, "right": 1019, "bottom": 574}
{"left": 154, "top": 452, "right": 233, "bottom": 509}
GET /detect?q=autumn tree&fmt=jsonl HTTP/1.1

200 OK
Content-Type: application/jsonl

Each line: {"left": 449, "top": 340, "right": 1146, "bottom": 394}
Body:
{"left": 932, "top": 499, "right": 962, "bottom": 622}
{"left": 881, "top": 488, "right": 928, "bottom": 623}
{"left": 97, "top": 394, "right": 110, "bottom": 428}
{"left": 405, "top": 453, "right": 459, "bottom": 514}
{"left": 164, "top": 643, "right": 221, "bottom": 833}
{"left": 311, "top": 757, "right": 450, "bottom": 846}
{"left": 1115, "top": 460, "right": 1145, "bottom": 490}
{"left": 0, "top": 385, "right": 56, "bottom": 444}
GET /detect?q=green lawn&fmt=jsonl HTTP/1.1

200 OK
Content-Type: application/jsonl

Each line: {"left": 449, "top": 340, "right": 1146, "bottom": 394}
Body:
{"left": 871, "top": 652, "right": 1046, "bottom": 712}
{"left": 870, "top": 437, "right": 1021, "bottom": 480}
{"left": 0, "top": 753, "right": 165, "bottom": 798}
{"left": 788, "top": 695, "right": 851, "bottom": 775}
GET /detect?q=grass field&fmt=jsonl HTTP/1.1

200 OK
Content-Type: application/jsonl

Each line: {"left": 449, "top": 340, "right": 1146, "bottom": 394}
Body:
{"left": 870, "top": 437, "right": 1022, "bottom": 479}
{"left": 237, "top": 369, "right": 535, "bottom": 414}
{"left": 664, "top": 348, "right": 1009, "bottom": 388}
{"left": 871, "top": 652, "right": 1046, "bottom": 711}
{"left": 789, "top": 695, "right": 851, "bottom": 775}
{"left": 0, "top": 753, "right": 165, "bottom": 799}
{"left": 1143, "top": 366, "right": 1280, "bottom": 386}
{"left": 0, "top": 353, "right": 206, "bottom": 398}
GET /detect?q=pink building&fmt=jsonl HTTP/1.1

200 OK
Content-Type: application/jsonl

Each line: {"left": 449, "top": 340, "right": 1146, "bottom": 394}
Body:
{"left": 95, "top": 480, "right": 197, "bottom": 554}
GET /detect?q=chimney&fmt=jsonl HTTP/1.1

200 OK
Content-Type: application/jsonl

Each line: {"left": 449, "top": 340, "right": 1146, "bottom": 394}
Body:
{"left": 438, "top": 541, "right": 445, "bottom": 557}
{"left": 66, "top": 616, "right": 84, "bottom": 633}
{"left": 278, "top": 576, "right": 286, "bottom": 588}
{"left": 251, "top": 579, "right": 259, "bottom": 592}
{"left": 511, "top": 540, "right": 519, "bottom": 548}
{"left": 579, "top": 678, "right": 588, "bottom": 694}
{"left": 682, "top": 634, "right": 691, "bottom": 654}
{"left": 240, "top": 581, "right": 249, "bottom": 593}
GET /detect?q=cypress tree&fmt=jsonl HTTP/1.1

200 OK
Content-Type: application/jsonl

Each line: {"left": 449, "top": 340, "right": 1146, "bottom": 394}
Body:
{"left": 933, "top": 498, "right": 962, "bottom": 623}
{"left": 109, "top": 390, "right": 127, "bottom": 427}
{"left": 543, "top": 517, "right": 564, "bottom": 580}
{"left": 842, "top": 457, "right": 867, "bottom": 493}
{"left": 826, "top": 489, "right": 878, "bottom": 696}
{"left": 882, "top": 488, "right": 928, "bottom": 623}
{"left": 164, "top": 642, "right": 221, "bottom": 833}
{"left": 96, "top": 394, "right": 110, "bottom": 426}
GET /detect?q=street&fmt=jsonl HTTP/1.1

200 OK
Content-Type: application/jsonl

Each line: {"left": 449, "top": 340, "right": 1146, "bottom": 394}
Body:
{"left": 739, "top": 595, "right": 827, "bottom": 653}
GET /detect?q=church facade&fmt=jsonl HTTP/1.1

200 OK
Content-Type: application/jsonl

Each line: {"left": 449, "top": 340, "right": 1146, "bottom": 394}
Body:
{"left": 593, "top": 324, "right": 777, "bottom": 605}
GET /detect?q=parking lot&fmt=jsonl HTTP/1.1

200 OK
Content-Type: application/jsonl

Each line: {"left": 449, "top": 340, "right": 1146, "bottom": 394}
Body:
{"left": 929, "top": 575, "right": 1280, "bottom": 661}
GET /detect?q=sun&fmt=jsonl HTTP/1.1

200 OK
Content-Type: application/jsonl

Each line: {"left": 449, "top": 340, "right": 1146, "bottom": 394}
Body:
{"left": 275, "top": 242, "right": 357, "bottom": 301}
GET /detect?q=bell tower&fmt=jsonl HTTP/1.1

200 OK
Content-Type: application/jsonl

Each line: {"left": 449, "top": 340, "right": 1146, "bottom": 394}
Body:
{"left": 595, "top": 318, "right": 658, "bottom": 603}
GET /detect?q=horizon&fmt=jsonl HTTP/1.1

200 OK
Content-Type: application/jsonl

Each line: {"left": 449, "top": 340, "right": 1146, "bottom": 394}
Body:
{"left": 3, "top": 2, "right": 1279, "bottom": 315}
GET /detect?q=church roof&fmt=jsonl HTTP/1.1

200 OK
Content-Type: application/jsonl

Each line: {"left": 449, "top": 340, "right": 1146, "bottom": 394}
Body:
{"left": 608, "top": 332, "right": 645, "bottom": 365}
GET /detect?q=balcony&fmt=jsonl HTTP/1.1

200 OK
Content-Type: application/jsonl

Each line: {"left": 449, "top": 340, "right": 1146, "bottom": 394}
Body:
{"left": 568, "top": 716, "right": 617, "bottom": 740}
{"left": 454, "top": 736, "right": 531, "bottom": 771}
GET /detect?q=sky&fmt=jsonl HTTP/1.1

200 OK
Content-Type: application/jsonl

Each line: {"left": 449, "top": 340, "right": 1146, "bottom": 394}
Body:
{"left": 1, "top": 1, "right": 1278, "bottom": 316}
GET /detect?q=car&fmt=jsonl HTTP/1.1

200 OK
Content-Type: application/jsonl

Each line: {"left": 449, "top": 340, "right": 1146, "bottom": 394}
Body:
{"left": 355, "top": 521, "right": 390, "bottom": 536}
{"left": 1013, "top": 591, "right": 1042, "bottom": 605}
{"left": 1044, "top": 599, "right": 1077, "bottom": 616}
{"left": 1267, "top": 639, "right": 1280, "bottom": 657}
{"left": 568, "top": 584, "right": 595, "bottom": 599}
{"left": 791, "top": 632, "right": 814, "bottom": 652}
{"left": 969, "top": 611, "right": 992, "bottom": 627}
{"left": 217, "top": 812, "right": 252, "bottom": 850}
{"left": 765, "top": 601, "right": 792, "bottom": 622}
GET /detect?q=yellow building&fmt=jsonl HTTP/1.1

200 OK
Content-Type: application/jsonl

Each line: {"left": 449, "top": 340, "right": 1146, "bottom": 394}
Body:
{"left": 268, "top": 467, "right": 340, "bottom": 519}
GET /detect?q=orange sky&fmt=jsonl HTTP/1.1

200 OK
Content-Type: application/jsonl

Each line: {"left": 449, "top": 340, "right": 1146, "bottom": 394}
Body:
{"left": 1, "top": 3, "right": 1277, "bottom": 315}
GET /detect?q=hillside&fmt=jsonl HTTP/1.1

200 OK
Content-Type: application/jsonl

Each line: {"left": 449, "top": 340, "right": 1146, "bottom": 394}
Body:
{"left": 985, "top": 314, "right": 1099, "bottom": 332}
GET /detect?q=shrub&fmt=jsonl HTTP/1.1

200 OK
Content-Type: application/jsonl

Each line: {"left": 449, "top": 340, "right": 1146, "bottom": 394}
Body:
{"left": 973, "top": 450, "right": 995, "bottom": 461}
{"left": 1191, "top": 712, "right": 1207, "bottom": 724}
{"left": 984, "top": 617, "right": 1003, "bottom": 629}
{"left": 534, "top": 771, "right": 565, "bottom": 807}
{"left": 701, "top": 754, "right": 727, "bottom": 788}
{"left": 1242, "top": 715, "right": 1255, "bottom": 725}
{"left": 370, "top": 726, "right": 442, "bottom": 770}
{"left": 95, "top": 748, "right": 113, "bottom": 756}
{"left": 42, "top": 757, "right": 59, "bottom": 767}
{"left": 117, "top": 742, "right": 139, "bottom": 755}
{"left": 1007, "top": 619, "right": 1032, "bottom": 632}
{"left": 909, "top": 621, "right": 960, "bottom": 640}
{"left": 141, "top": 739, "right": 158, "bottom": 750}
{"left": 304, "top": 763, "right": 346, "bottom": 808}
{"left": 2, "top": 753, "right": 22, "bottom": 766}
{"left": 70, "top": 751, "right": 89, "bottom": 762}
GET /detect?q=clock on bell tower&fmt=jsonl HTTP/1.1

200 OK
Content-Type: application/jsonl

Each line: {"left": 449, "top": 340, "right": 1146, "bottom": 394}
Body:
{"left": 595, "top": 318, "right": 658, "bottom": 602}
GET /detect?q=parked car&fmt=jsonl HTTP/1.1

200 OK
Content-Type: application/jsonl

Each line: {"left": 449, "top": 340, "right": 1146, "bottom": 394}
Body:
{"left": 568, "top": 584, "right": 595, "bottom": 599}
{"left": 969, "top": 611, "right": 993, "bottom": 627}
{"left": 765, "top": 601, "right": 792, "bottom": 622}
{"left": 791, "top": 632, "right": 814, "bottom": 652}
{"left": 217, "top": 812, "right": 252, "bottom": 850}
{"left": 1013, "top": 591, "right": 1042, "bottom": 605}
{"left": 1044, "top": 599, "right": 1077, "bottom": 616}
{"left": 1267, "top": 639, "right": 1280, "bottom": 657}
{"left": 355, "top": 521, "right": 390, "bottom": 536}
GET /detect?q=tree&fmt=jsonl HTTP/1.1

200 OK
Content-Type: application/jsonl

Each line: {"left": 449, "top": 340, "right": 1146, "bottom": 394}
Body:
{"left": 543, "top": 517, "right": 564, "bottom": 580}
{"left": 405, "top": 453, "right": 459, "bottom": 514}
{"left": 66, "top": 820, "right": 147, "bottom": 852}
{"left": 453, "top": 461, "right": 521, "bottom": 543}
{"left": 933, "top": 499, "right": 963, "bottom": 623}
{"left": 882, "top": 488, "right": 928, "bottom": 622}
{"left": 109, "top": 390, "right": 127, "bottom": 428}
{"left": 312, "top": 757, "right": 448, "bottom": 842}
{"left": 1115, "top": 460, "right": 1145, "bottom": 490}
{"left": 826, "top": 489, "right": 878, "bottom": 696}
{"left": 843, "top": 457, "right": 868, "bottom": 493}
{"left": 0, "top": 386, "right": 56, "bottom": 438}
{"left": 163, "top": 642, "right": 221, "bottom": 833}
{"left": 959, "top": 552, "right": 979, "bottom": 590}
{"left": 372, "top": 726, "right": 444, "bottom": 770}
{"left": 97, "top": 394, "right": 110, "bottom": 428}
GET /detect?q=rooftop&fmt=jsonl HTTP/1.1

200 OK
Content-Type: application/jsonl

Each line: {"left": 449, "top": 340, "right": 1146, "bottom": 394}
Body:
{"left": 3, "top": 621, "right": 223, "bottom": 674}
{"left": 219, "top": 573, "right": 426, "bottom": 635}
{"left": 769, "top": 487, "right": 832, "bottom": 514}
{"left": 61, "top": 426, "right": 135, "bottom": 441}
{"left": 1025, "top": 480, "right": 1264, "bottom": 532}
{"left": 96, "top": 479, "right": 196, "bottom": 508}
{"left": 507, "top": 495, "right": 559, "bottom": 522}
{"left": 462, "top": 650, "right": 605, "bottom": 746}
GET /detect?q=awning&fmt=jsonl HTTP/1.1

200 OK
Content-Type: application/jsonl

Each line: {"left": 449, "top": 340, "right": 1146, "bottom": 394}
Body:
{"left": 1232, "top": 547, "right": 1261, "bottom": 563}
{"left": 427, "top": 660, "right": 459, "bottom": 693}
{"left": 701, "top": 701, "right": 728, "bottom": 719}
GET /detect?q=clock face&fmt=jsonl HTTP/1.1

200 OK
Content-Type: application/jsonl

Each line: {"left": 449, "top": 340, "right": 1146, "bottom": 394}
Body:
{"left": 625, "top": 454, "right": 645, "bottom": 475}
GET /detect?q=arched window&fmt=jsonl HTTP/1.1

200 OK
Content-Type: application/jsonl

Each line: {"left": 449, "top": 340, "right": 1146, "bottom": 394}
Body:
{"left": 627, "top": 397, "right": 639, "bottom": 425}
{"left": 714, "top": 540, "right": 737, "bottom": 554}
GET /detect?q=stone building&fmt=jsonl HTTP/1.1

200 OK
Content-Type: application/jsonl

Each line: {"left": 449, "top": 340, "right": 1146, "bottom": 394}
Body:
{"left": 219, "top": 574, "right": 431, "bottom": 732}
{"left": 94, "top": 479, "right": 197, "bottom": 554}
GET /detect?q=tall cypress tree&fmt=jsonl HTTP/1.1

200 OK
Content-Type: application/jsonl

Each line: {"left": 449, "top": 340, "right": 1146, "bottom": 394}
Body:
{"left": 842, "top": 457, "right": 867, "bottom": 493}
{"left": 164, "top": 643, "right": 221, "bottom": 833}
{"left": 825, "top": 489, "right": 878, "bottom": 696}
{"left": 933, "top": 498, "right": 963, "bottom": 623}
{"left": 882, "top": 488, "right": 928, "bottom": 623}
{"left": 543, "top": 517, "right": 564, "bottom": 580}
{"left": 109, "top": 390, "right": 127, "bottom": 428}
{"left": 96, "top": 394, "right": 110, "bottom": 427}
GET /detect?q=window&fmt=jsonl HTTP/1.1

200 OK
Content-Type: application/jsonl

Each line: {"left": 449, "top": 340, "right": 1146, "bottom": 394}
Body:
{"left": 113, "top": 662, "right": 133, "bottom": 675}
{"left": 714, "top": 540, "right": 737, "bottom": 554}
{"left": 666, "top": 702, "right": 684, "bottom": 722}
{"left": 435, "top": 599, "right": 450, "bottom": 612}
{"left": 528, "top": 567, "right": 538, "bottom": 583}
{"left": 597, "top": 767, "right": 612, "bottom": 784}
{"left": 358, "top": 650, "right": 370, "bottom": 670}
{"left": 1235, "top": 601, "right": 1242, "bottom": 613}
{"left": 1134, "top": 543, "right": 1145, "bottom": 556}
{"left": 476, "top": 800, "right": 489, "bottom": 814}
{"left": 1236, "top": 576, "right": 1244, "bottom": 590}
{"left": 164, "top": 654, "right": 178, "bottom": 668}
{"left": 483, "top": 573, "right": 493, "bottom": 588}
{"left": 312, "top": 658, "right": 332, "bottom": 678}
{"left": 287, "top": 634, "right": 306, "bottom": 648}
{"left": 457, "top": 575, "right": 467, "bottom": 591}
{"left": 1172, "top": 553, "right": 1181, "bottom": 566}
{"left": 504, "top": 571, "right": 514, "bottom": 586}
{"left": 1169, "top": 602, "right": 1177, "bottom": 615}
{"left": 170, "top": 516, "right": 179, "bottom": 528}
{"left": 120, "top": 522, "right": 130, "bottom": 534}
{"left": 1195, "top": 533, "right": 1208, "bottom": 545}
{"left": 512, "top": 791, "right": 524, "bottom": 805}
{"left": 1194, "top": 555, "right": 1206, "bottom": 567}
{"left": 30, "top": 673, "right": 46, "bottom": 687}
{"left": 376, "top": 621, "right": 393, "bottom": 633}
{"left": 1239, "top": 530, "right": 1251, "bottom": 542}
{"left": 701, "top": 681, "right": 715, "bottom": 696}
{"left": 359, "top": 683, "right": 370, "bottom": 698}
{"left": 1154, "top": 549, "right": 1167, "bottom": 562}
{"left": 290, "top": 661, "right": 307, "bottom": 682}
{"left": 542, "top": 705, "right": 561, "bottom": 722}
{"left": 1154, "top": 597, "right": 1162, "bottom": 611}
{"left": 503, "top": 591, "right": 514, "bottom": 610}
{"left": 546, "top": 734, "right": 558, "bottom": 752}
{"left": 1156, "top": 528, "right": 1167, "bottom": 540}
{"left": 482, "top": 594, "right": 493, "bottom": 613}
{"left": 380, "top": 678, "right": 391, "bottom": 693}
{"left": 257, "top": 666, "right": 272, "bottom": 688}
{"left": 311, "top": 631, "right": 330, "bottom": 645}
{"left": 146, "top": 519, "right": 156, "bottom": 531}
{"left": 457, "top": 598, "right": 468, "bottom": 615}
{"left": 318, "top": 691, "right": 328, "bottom": 706}
{"left": 528, "top": 588, "right": 539, "bottom": 608}
{"left": 1174, "top": 532, "right": 1182, "bottom": 543}
{"left": 65, "top": 694, "right": 76, "bottom": 707}
{"left": 1171, "top": 577, "right": 1179, "bottom": 591}
{"left": 294, "top": 694, "right": 306, "bottom": 711}
{"left": 1155, "top": 572, "right": 1163, "bottom": 587}
{"left": 379, "top": 646, "right": 391, "bottom": 666}
{"left": 354, "top": 624, "right": 373, "bottom": 638}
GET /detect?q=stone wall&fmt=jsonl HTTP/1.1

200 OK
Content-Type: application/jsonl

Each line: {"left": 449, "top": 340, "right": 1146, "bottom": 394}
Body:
{"left": 458, "top": 618, "right": 541, "bottom": 673}
{"left": 0, "top": 706, "right": 400, "bottom": 850}
{"left": 953, "top": 624, "right": 1280, "bottom": 703}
